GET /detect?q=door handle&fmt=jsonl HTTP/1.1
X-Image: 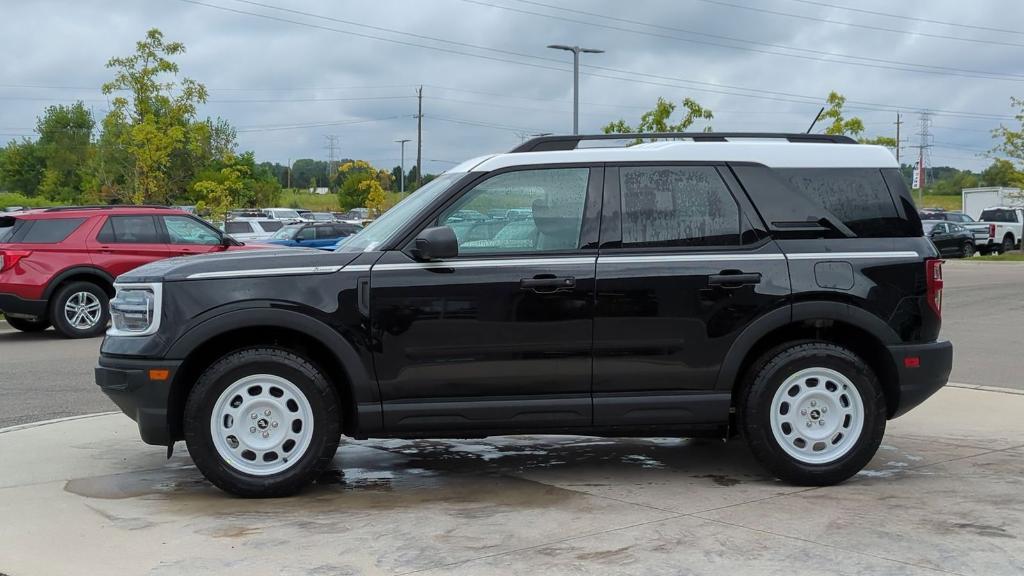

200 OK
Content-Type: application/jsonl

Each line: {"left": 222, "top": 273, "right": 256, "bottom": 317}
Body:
{"left": 708, "top": 271, "right": 761, "bottom": 288}
{"left": 520, "top": 275, "right": 575, "bottom": 292}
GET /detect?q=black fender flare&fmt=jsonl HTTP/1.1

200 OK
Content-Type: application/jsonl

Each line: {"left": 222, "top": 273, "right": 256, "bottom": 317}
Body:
{"left": 42, "top": 266, "right": 115, "bottom": 300}
{"left": 166, "top": 307, "right": 380, "bottom": 415}
{"left": 714, "top": 300, "right": 900, "bottom": 391}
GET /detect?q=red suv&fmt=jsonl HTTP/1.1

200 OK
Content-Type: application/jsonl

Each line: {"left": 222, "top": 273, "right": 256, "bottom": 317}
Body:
{"left": 0, "top": 206, "right": 264, "bottom": 338}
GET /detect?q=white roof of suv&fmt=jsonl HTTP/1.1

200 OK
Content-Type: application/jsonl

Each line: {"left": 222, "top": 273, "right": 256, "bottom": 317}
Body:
{"left": 451, "top": 134, "right": 897, "bottom": 173}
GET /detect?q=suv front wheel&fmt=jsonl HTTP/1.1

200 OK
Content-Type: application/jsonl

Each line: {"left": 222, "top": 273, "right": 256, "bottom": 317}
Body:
{"left": 740, "top": 341, "right": 886, "bottom": 485}
{"left": 184, "top": 347, "right": 341, "bottom": 498}
{"left": 50, "top": 281, "right": 110, "bottom": 338}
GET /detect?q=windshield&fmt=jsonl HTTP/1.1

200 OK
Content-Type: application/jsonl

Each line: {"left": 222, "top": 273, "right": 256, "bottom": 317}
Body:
{"left": 338, "top": 172, "right": 466, "bottom": 252}
{"left": 272, "top": 225, "right": 302, "bottom": 240}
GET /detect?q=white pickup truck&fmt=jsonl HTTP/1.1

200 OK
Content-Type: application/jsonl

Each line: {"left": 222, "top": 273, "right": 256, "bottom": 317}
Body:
{"left": 964, "top": 207, "right": 1024, "bottom": 254}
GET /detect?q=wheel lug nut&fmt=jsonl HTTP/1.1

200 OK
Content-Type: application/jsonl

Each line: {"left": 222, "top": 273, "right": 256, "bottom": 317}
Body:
{"left": 821, "top": 407, "right": 828, "bottom": 413}
{"left": 262, "top": 431, "right": 269, "bottom": 438}
{"left": 264, "top": 409, "right": 272, "bottom": 417}
{"left": 806, "top": 421, "right": 812, "bottom": 427}
{"left": 251, "top": 413, "right": 258, "bottom": 420}
{"left": 819, "top": 421, "right": 825, "bottom": 426}
{"left": 271, "top": 421, "right": 278, "bottom": 428}
{"left": 810, "top": 401, "right": 817, "bottom": 407}
{"left": 250, "top": 426, "right": 257, "bottom": 433}
{"left": 800, "top": 409, "right": 807, "bottom": 416}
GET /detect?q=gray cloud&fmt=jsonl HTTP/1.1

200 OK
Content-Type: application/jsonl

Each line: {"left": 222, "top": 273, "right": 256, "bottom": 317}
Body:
{"left": 1, "top": 0, "right": 1022, "bottom": 172}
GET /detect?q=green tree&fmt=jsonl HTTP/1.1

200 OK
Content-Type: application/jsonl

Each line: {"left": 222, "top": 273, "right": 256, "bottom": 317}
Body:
{"left": 604, "top": 97, "right": 713, "bottom": 137}
{"left": 0, "top": 139, "right": 45, "bottom": 196}
{"left": 991, "top": 98, "right": 1024, "bottom": 189}
{"left": 336, "top": 160, "right": 392, "bottom": 209}
{"left": 821, "top": 92, "right": 864, "bottom": 137}
{"left": 100, "top": 28, "right": 210, "bottom": 204}
{"left": 980, "top": 158, "right": 1021, "bottom": 187}
{"left": 193, "top": 154, "right": 248, "bottom": 223}
{"left": 33, "top": 102, "right": 94, "bottom": 202}
{"left": 821, "top": 91, "right": 898, "bottom": 150}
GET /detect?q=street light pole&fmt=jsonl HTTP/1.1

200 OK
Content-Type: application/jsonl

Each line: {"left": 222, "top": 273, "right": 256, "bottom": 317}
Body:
{"left": 547, "top": 44, "right": 604, "bottom": 134}
{"left": 395, "top": 139, "right": 411, "bottom": 194}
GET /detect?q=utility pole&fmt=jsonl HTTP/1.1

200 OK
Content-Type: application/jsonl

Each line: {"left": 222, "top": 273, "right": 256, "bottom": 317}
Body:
{"left": 395, "top": 139, "right": 411, "bottom": 194}
{"left": 416, "top": 86, "right": 423, "bottom": 189}
{"left": 286, "top": 157, "right": 291, "bottom": 189}
{"left": 547, "top": 44, "right": 604, "bottom": 134}
{"left": 894, "top": 112, "right": 902, "bottom": 164}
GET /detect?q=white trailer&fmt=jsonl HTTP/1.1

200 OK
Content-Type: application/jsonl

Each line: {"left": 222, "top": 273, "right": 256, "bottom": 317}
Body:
{"left": 962, "top": 187, "right": 1023, "bottom": 220}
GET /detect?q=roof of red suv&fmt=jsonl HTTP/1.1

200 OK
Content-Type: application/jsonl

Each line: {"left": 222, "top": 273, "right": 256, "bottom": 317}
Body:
{"left": 10, "top": 206, "right": 186, "bottom": 219}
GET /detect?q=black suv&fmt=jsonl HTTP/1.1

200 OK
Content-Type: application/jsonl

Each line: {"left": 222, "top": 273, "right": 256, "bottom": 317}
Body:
{"left": 96, "top": 133, "right": 952, "bottom": 497}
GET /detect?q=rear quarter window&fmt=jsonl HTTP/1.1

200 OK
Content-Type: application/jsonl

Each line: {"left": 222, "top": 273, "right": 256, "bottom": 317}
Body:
{"left": 225, "top": 221, "right": 254, "bottom": 234}
{"left": 19, "top": 217, "right": 87, "bottom": 243}
{"left": 775, "top": 168, "right": 904, "bottom": 237}
{"left": 0, "top": 217, "right": 21, "bottom": 243}
{"left": 259, "top": 220, "right": 284, "bottom": 232}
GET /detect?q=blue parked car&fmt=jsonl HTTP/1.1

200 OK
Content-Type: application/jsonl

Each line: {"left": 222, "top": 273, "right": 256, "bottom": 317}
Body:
{"left": 264, "top": 222, "right": 362, "bottom": 250}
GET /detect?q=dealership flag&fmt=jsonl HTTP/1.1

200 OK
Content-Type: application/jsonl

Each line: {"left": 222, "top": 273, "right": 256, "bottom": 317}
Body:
{"left": 912, "top": 162, "right": 921, "bottom": 190}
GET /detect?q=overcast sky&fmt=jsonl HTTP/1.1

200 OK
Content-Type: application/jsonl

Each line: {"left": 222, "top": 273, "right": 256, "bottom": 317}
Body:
{"left": 2, "top": 0, "right": 1022, "bottom": 173}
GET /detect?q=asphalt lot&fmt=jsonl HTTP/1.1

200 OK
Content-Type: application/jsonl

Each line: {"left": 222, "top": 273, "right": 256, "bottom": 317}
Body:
{"left": 0, "top": 259, "right": 1020, "bottom": 429}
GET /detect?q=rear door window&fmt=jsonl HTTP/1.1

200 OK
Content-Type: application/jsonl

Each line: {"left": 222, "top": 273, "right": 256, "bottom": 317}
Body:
{"left": 259, "top": 220, "right": 284, "bottom": 232}
{"left": 619, "top": 166, "right": 740, "bottom": 248}
{"left": 164, "top": 215, "right": 222, "bottom": 245}
{"left": 96, "top": 216, "right": 161, "bottom": 243}
{"left": 20, "top": 218, "right": 87, "bottom": 243}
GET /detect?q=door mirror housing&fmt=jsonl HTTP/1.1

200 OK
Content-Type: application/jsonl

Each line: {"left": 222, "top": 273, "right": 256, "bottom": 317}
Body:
{"left": 411, "top": 226, "right": 459, "bottom": 261}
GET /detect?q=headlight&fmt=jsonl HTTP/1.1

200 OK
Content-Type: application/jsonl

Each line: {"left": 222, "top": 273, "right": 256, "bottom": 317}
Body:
{"left": 108, "top": 283, "right": 163, "bottom": 336}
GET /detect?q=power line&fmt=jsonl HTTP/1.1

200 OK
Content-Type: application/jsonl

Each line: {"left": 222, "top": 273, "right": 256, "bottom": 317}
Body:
{"left": 692, "top": 0, "right": 1024, "bottom": 49}
{"left": 781, "top": 0, "right": 1024, "bottom": 37}
{"left": 176, "top": 0, "right": 1016, "bottom": 121}
{"left": 477, "top": 0, "right": 1024, "bottom": 82}
{"left": 235, "top": 116, "right": 400, "bottom": 132}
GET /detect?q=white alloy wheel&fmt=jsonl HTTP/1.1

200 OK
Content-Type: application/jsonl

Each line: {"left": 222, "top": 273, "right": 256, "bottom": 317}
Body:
{"left": 769, "top": 367, "right": 865, "bottom": 464}
{"left": 210, "top": 373, "right": 315, "bottom": 476}
{"left": 63, "top": 291, "right": 102, "bottom": 330}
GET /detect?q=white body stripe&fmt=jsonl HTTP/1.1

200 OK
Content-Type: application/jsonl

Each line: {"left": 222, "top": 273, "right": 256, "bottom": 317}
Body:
{"left": 372, "top": 257, "right": 595, "bottom": 271}
{"left": 785, "top": 251, "right": 919, "bottom": 260}
{"left": 357, "top": 251, "right": 918, "bottom": 273}
{"left": 186, "top": 266, "right": 343, "bottom": 280}
{"left": 599, "top": 253, "right": 785, "bottom": 264}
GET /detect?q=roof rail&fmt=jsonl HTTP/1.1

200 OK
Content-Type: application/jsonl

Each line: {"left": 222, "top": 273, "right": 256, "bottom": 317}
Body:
{"left": 43, "top": 205, "right": 178, "bottom": 212}
{"left": 509, "top": 132, "right": 857, "bottom": 153}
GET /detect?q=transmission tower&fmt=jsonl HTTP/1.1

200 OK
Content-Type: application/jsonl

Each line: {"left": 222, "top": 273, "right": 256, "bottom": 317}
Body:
{"left": 325, "top": 135, "right": 341, "bottom": 185}
{"left": 910, "top": 111, "right": 933, "bottom": 201}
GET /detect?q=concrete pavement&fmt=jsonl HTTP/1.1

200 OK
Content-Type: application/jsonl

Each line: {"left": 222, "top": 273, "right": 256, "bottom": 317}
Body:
{"left": 1, "top": 385, "right": 1022, "bottom": 576}
{"left": 942, "top": 260, "right": 1024, "bottom": 390}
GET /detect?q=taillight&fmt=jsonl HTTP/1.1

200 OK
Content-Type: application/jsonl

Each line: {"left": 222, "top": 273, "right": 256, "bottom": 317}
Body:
{"left": 989, "top": 223, "right": 996, "bottom": 238}
{"left": 926, "top": 259, "right": 944, "bottom": 317}
{"left": 0, "top": 249, "right": 32, "bottom": 272}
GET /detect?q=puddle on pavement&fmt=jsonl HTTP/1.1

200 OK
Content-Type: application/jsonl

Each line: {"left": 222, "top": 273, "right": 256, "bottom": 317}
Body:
{"left": 61, "top": 436, "right": 783, "bottom": 505}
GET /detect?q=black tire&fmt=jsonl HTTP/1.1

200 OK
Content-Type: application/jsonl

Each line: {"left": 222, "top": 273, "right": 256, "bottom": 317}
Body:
{"left": 49, "top": 281, "right": 109, "bottom": 339}
{"left": 184, "top": 347, "right": 341, "bottom": 498}
{"left": 5, "top": 316, "right": 51, "bottom": 332}
{"left": 1003, "top": 235, "right": 1015, "bottom": 254}
{"left": 961, "top": 242, "right": 975, "bottom": 259}
{"left": 739, "top": 341, "right": 886, "bottom": 486}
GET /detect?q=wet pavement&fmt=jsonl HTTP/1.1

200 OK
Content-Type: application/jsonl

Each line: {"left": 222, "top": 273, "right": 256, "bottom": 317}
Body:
{"left": 1, "top": 385, "right": 1023, "bottom": 575}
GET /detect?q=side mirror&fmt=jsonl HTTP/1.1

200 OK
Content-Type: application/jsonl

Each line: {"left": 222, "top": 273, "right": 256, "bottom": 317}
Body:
{"left": 221, "top": 235, "right": 239, "bottom": 247}
{"left": 411, "top": 226, "right": 458, "bottom": 261}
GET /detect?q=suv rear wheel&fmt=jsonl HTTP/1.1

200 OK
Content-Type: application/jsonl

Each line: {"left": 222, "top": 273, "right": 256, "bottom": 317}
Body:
{"left": 5, "top": 316, "right": 51, "bottom": 332}
{"left": 50, "top": 281, "right": 109, "bottom": 338}
{"left": 184, "top": 347, "right": 341, "bottom": 498}
{"left": 739, "top": 341, "right": 886, "bottom": 485}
